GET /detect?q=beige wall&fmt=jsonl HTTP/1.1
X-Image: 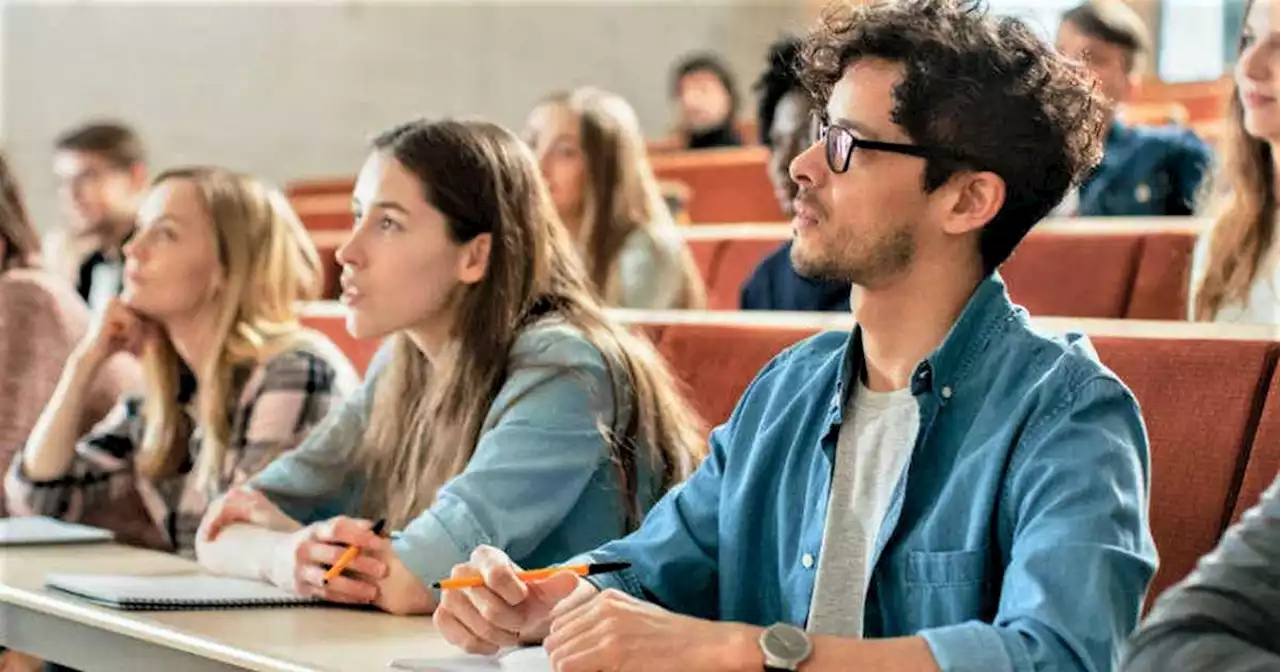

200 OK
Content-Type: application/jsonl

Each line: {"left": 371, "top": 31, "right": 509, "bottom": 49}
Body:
{"left": 1, "top": 2, "right": 808, "bottom": 233}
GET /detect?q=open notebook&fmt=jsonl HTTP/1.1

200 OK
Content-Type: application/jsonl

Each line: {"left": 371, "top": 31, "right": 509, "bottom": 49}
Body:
{"left": 45, "top": 573, "right": 323, "bottom": 611}
{"left": 388, "top": 647, "right": 551, "bottom": 671}
{"left": 0, "top": 517, "right": 114, "bottom": 546}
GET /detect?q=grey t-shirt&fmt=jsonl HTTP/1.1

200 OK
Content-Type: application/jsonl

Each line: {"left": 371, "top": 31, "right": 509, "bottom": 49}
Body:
{"left": 807, "top": 381, "right": 919, "bottom": 637}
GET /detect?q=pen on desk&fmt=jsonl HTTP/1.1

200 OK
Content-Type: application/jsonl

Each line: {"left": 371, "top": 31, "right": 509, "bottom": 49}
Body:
{"left": 322, "top": 518, "right": 386, "bottom": 585}
{"left": 432, "top": 561, "right": 631, "bottom": 590}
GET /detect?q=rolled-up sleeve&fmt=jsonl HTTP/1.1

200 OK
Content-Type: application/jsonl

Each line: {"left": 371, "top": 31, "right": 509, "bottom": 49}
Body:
{"left": 392, "top": 330, "right": 620, "bottom": 596}
{"left": 921, "top": 376, "right": 1158, "bottom": 672}
{"left": 1121, "top": 474, "right": 1280, "bottom": 671}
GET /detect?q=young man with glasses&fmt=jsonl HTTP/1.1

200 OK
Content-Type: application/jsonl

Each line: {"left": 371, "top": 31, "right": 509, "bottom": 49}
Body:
{"left": 432, "top": 1, "right": 1157, "bottom": 670}
{"left": 49, "top": 121, "right": 148, "bottom": 313}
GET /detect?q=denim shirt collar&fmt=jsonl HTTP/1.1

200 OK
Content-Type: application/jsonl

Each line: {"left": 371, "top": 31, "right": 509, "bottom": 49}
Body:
{"left": 833, "top": 272, "right": 1020, "bottom": 415}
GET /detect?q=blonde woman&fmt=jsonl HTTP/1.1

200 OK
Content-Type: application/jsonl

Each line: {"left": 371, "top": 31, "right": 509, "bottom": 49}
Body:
{"left": 525, "top": 87, "right": 706, "bottom": 309}
{"left": 195, "top": 119, "right": 706, "bottom": 616}
{"left": 6, "top": 167, "right": 358, "bottom": 556}
{"left": 1191, "top": 0, "right": 1280, "bottom": 323}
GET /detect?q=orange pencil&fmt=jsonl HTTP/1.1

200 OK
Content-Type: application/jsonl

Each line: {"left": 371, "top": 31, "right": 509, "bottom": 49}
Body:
{"left": 321, "top": 518, "right": 386, "bottom": 585}
{"left": 432, "top": 562, "right": 631, "bottom": 590}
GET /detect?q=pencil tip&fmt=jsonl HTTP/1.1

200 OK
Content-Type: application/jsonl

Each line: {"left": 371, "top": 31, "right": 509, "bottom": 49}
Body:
{"left": 430, "top": 583, "right": 441, "bottom": 589}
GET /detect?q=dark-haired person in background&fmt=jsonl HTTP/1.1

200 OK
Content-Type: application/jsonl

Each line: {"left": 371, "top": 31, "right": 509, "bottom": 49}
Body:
{"left": 672, "top": 53, "right": 742, "bottom": 150}
{"left": 1055, "top": 0, "right": 1211, "bottom": 216}
{"left": 433, "top": 1, "right": 1156, "bottom": 670}
{"left": 740, "top": 37, "right": 853, "bottom": 312}
{"left": 49, "top": 121, "right": 148, "bottom": 313}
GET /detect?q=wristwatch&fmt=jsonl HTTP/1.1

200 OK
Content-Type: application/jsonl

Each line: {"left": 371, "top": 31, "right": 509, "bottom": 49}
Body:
{"left": 758, "top": 622, "right": 813, "bottom": 671}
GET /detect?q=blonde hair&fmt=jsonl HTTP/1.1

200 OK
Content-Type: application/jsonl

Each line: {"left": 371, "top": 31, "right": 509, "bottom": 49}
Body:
{"left": 1194, "top": 6, "right": 1270, "bottom": 321}
{"left": 540, "top": 88, "right": 706, "bottom": 309}
{"left": 137, "top": 167, "right": 323, "bottom": 492}
{"left": 357, "top": 120, "right": 706, "bottom": 531}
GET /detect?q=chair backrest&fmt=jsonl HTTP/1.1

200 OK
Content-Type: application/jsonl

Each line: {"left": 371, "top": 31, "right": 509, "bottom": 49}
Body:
{"left": 650, "top": 148, "right": 783, "bottom": 224}
{"left": 1231, "top": 368, "right": 1280, "bottom": 525}
{"left": 1082, "top": 336, "right": 1275, "bottom": 604}
{"left": 1002, "top": 232, "right": 1145, "bottom": 318}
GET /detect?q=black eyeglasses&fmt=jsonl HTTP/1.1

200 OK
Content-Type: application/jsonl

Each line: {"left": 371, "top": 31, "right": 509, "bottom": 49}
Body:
{"left": 819, "top": 122, "right": 947, "bottom": 174}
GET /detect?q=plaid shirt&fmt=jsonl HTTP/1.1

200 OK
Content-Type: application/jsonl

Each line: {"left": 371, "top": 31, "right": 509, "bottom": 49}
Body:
{"left": 5, "top": 346, "right": 356, "bottom": 557}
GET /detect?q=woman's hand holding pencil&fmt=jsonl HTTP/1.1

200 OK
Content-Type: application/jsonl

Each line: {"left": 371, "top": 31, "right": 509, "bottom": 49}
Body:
{"left": 267, "top": 516, "right": 391, "bottom": 605}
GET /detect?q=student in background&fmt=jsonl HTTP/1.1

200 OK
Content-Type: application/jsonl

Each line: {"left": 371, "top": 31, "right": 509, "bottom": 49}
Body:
{"left": 1054, "top": 0, "right": 1211, "bottom": 216}
{"left": 526, "top": 87, "right": 706, "bottom": 309}
{"left": 1122, "top": 473, "right": 1279, "bottom": 670}
{"left": 48, "top": 121, "right": 150, "bottom": 313}
{"left": 672, "top": 53, "right": 742, "bottom": 150}
{"left": 0, "top": 152, "right": 141, "bottom": 516}
{"left": 740, "top": 37, "right": 853, "bottom": 312}
{"left": 6, "top": 167, "right": 357, "bottom": 556}
{"left": 1192, "top": 0, "right": 1280, "bottom": 324}
{"left": 194, "top": 119, "right": 706, "bottom": 616}
{"left": 434, "top": 1, "right": 1156, "bottom": 670}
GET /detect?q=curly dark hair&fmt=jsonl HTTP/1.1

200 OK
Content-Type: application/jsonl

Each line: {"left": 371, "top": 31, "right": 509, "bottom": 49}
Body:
{"left": 800, "top": 0, "right": 1107, "bottom": 274}
{"left": 754, "top": 37, "right": 805, "bottom": 147}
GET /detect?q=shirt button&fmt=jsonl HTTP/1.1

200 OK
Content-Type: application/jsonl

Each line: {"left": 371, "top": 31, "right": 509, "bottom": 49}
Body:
{"left": 801, "top": 553, "right": 815, "bottom": 569}
{"left": 941, "top": 386, "right": 953, "bottom": 399}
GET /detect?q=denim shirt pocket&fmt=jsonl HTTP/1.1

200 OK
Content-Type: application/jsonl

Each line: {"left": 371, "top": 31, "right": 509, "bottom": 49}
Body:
{"left": 887, "top": 547, "right": 996, "bottom": 630}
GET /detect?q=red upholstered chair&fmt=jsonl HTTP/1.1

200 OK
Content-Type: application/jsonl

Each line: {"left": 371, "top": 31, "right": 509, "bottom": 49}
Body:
{"left": 1002, "top": 232, "right": 1144, "bottom": 318}
{"left": 1126, "top": 231, "right": 1198, "bottom": 320}
{"left": 1093, "top": 336, "right": 1276, "bottom": 606}
{"left": 650, "top": 148, "right": 784, "bottom": 224}
{"left": 656, "top": 324, "right": 818, "bottom": 427}
{"left": 1231, "top": 359, "right": 1280, "bottom": 525}
{"left": 708, "top": 239, "right": 786, "bottom": 310}
{"left": 686, "top": 240, "right": 724, "bottom": 290}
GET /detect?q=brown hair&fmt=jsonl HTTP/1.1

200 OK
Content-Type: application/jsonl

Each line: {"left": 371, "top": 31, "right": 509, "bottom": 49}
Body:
{"left": 800, "top": 0, "right": 1107, "bottom": 275}
{"left": 1194, "top": 0, "right": 1268, "bottom": 321}
{"left": 0, "top": 151, "right": 40, "bottom": 271}
{"left": 357, "top": 119, "right": 706, "bottom": 531}
{"left": 540, "top": 88, "right": 706, "bottom": 308}
{"left": 138, "top": 167, "right": 323, "bottom": 491}
{"left": 54, "top": 121, "right": 146, "bottom": 170}
{"left": 1061, "top": 1, "right": 1152, "bottom": 74}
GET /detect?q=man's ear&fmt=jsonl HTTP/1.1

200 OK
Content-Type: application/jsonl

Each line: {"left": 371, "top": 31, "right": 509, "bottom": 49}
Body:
{"left": 457, "top": 233, "right": 492, "bottom": 285}
{"left": 940, "top": 171, "right": 1006, "bottom": 237}
{"left": 129, "top": 162, "right": 149, "bottom": 192}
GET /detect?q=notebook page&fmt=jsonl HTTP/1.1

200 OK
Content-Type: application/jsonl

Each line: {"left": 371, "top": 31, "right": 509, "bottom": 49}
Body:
{"left": 45, "top": 573, "right": 313, "bottom": 604}
{"left": 0, "top": 517, "right": 114, "bottom": 546}
{"left": 387, "top": 646, "right": 551, "bottom": 671}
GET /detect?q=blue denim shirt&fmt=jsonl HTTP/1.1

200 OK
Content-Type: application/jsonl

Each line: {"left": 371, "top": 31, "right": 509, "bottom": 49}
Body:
{"left": 1079, "top": 121, "right": 1211, "bottom": 217}
{"left": 248, "top": 321, "right": 664, "bottom": 598}
{"left": 581, "top": 274, "right": 1158, "bottom": 672}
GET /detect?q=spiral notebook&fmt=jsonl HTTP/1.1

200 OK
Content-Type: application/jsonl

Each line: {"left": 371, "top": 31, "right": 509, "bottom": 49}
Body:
{"left": 45, "top": 573, "right": 323, "bottom": 611}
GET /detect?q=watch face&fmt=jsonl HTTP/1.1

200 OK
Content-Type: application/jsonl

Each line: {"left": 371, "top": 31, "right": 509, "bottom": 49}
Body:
{"left": 764, "top": 624, "right": 811, "bottom": 662}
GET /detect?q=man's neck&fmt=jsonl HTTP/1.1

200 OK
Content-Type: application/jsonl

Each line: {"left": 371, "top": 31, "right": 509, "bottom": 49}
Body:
{"left": 91, "top": 215, "right": 135, "bottom": 260}
{"left": 854, "top": 258, "right": 983, "bottom": 393}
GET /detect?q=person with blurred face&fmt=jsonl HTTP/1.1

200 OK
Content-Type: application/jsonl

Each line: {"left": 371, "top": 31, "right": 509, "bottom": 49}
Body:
{"left": 1192, "top": 0, "right": 1280, "bottom": 324}
{"left": 740, "top": 36, "right": 853, "bottom": 312}
{"left": 50, "top": 121, "right": 150, "bottom": 313}
{"left": 673, "top": 53, "right": 742, "bottom": 150}
{"left": 525, "top": 87, "right": 706, "bottom": 309}
{"left": 1054, "top": 0, "right": 1211, "bottom": 216}
{"left": 193, "top": 119, "right": 706, "bottom": 617}
{"left": 7, "top": 167, "right": 357, "bottom": 559}
{"left": 0, "top": 150, "right": 140, "bottom": 517}
{"left": 432, "top": 2, "right": 1155, "bottom": 670}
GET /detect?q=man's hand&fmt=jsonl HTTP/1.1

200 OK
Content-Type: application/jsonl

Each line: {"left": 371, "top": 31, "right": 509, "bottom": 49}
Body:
{"left": 543, "top": 588, "right": 762, "bottom": 672}
{"left": 433, "top": 545, "right": 598, "bottom": 654}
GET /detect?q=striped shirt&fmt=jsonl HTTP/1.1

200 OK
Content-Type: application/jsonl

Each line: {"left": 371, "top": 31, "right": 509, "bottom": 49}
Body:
{"left": 4, "top": 343, "right": 358, "bottom": 557}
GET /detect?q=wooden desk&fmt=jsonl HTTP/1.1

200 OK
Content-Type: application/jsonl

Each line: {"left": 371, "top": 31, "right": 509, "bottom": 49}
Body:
{"left": 0, "top": 543, "right": 545, "bottom": 671}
